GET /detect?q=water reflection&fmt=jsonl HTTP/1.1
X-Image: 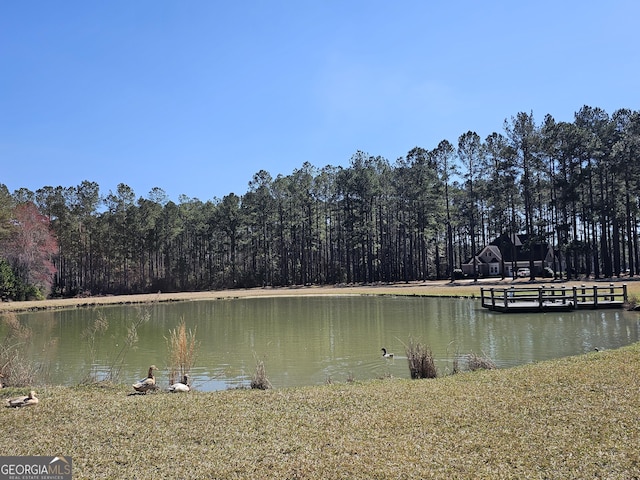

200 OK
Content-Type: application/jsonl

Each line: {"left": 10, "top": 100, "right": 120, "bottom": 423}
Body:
{"left": 9, "top": 296, "right": 640, "bottom": 391}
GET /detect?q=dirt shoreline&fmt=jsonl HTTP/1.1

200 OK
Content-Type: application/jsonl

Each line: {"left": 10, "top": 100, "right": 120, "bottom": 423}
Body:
{"left": 1, "top": 277, "right": 636, "bottom": 313}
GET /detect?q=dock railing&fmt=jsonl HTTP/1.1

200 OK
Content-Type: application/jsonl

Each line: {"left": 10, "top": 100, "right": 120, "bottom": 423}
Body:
{"left": 481, "top": 284, "right": 627, "bottom": 312}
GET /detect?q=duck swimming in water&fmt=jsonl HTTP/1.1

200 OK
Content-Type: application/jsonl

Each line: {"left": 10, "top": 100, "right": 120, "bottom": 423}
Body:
{"left": 381, "top": 348, "right": 394, "bottom": 358}
{"left": 168, "top": 374, "right": 190, "bottom": 393}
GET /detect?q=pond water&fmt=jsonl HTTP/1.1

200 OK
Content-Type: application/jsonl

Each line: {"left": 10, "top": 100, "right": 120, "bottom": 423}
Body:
{"left": 6, "top": 296, "right": 640, "bottom": 391}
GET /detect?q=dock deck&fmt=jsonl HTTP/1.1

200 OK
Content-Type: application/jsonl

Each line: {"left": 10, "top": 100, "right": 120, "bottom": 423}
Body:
{"left": 480, "top": 284, "right": 627, "bottom": 313}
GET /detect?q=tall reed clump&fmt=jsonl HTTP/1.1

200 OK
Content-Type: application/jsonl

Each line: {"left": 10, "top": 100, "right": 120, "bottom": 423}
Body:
{"left": 81, "top": 303, "right": 153, "bottom": 384}
{"left": 166, "top": 317, "right": 199, "bottom": 385}
{"left": 251, "top": 355, "right": 272, "bottom": 390}
{"left": 105, "top": 305, "right": 151, "bottom": 381}
{"left": 0, "top": 312, "right": 42, "bottom": 386}
{"left": 406, "top": 338, "right": 438, "bottom": 379}
{"left": 447, "top": 341, "right": 461, "bottom": 375}
{"left": 81, "top": 309, "right": 109, "bottom": 383}
{"left": 467, "top": 352, "right": 497, "bottom": 371}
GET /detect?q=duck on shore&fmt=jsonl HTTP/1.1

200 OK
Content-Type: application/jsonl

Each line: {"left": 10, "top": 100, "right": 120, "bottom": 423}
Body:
{"left": 169, "top": 374, "right": 190, "bottom": 393}
{"left": 132, "top": 365, "right": 158, "bottom": 394}
{"left": 5, "top": 390, "right": 38, "bottom": 408}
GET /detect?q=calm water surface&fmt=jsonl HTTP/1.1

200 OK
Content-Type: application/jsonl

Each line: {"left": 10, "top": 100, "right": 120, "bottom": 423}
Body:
{"left": 9, "top": 296, "right": 640, "bottom": 391}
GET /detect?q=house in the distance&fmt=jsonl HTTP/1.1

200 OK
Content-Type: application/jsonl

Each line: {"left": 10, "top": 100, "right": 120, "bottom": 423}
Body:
{"left": 461, "top": 233, "right": 557, "bottom": 277}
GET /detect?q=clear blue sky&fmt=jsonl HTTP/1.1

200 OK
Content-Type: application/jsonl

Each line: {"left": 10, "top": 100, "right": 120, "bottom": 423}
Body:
{"left": 2, "top": 1, "right": 638, "bottom": 203}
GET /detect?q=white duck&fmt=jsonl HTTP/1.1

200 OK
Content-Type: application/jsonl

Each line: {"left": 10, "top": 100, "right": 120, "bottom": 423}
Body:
{"left": 5, "top": 390, "right": 39, "bottom": 408}
{"left": 381, "top": 348, "right": 394, "bottom": 358}
{"left": 169, "top": 374, "right": 190, "bottom": 393}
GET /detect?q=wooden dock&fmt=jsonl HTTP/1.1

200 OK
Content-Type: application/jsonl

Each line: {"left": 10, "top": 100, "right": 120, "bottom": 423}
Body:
{"left": 480, "top": 284, "right": 628, "bottom": 313}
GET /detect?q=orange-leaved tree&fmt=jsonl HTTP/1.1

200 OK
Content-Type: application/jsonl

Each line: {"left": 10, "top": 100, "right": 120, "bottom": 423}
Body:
{"left": 2, "top": 202, "right": 58, "bottom": 299}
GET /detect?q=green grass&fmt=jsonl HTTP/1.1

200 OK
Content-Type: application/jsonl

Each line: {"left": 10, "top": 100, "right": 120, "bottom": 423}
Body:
{"left": 3, "top": 343, "right": 640, "bottom": 479}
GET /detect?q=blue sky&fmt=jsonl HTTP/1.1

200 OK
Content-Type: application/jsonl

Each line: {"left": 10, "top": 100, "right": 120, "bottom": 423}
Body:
{"left": 2, "top": 1, "right": 639, "bottom": 203}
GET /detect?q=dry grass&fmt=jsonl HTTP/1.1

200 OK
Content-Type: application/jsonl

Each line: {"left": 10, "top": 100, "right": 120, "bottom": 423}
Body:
{"left": 251, "top": 356, "right": 272, "bottom": 390}
{"left": 0, "top": 312, "right": 43, "bottom": 386}
{"left": 467, "top": 351, "right": 497, "bottom": 371}
{"left": 2, "top": 280, "right": 640, "bottom": 477}
{"left": 80, "top": 310, "right": 109, "bottom": 383}
{"left": 165, "top": 317, "right": 199, "bottom": 385}
{"left": 77, "top": 304, "right": 152, "bottom": 384}
{"left": 405, "top": 338, "right": 438, "bottom": 379}
{"left": 2, "top": 343, "right": 640, "bottom": 479}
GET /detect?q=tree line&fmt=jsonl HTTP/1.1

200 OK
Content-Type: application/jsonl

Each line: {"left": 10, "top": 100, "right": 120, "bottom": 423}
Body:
{"left": 1, "top": 105, "right": 639, "bottom": 299}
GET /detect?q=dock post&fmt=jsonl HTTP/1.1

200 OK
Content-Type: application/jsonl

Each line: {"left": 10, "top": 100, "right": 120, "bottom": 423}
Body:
{"left": 561, "top": 285, "right": 566, "bottom": 305}
{"left": 623, "top": 284, "right": 628, "bottom": 304}
{"left": 573, "top": 286, "right": 578, "bottom": 307}
{"left": 538, "top": 286, "right": 544, "bottom": 310}
{"left": 490, "top": 288, "right": 496, "bottom": 310}
{"left": 593, "top": 286, "right": 598, "bottom": 308}
{"left": 507, "top": 286, "right": 515, "bottom": 307}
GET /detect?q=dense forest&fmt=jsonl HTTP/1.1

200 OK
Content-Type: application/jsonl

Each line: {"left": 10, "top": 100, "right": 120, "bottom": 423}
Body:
{"left": 1, "top": 106, "right": 639, "bottom": 300}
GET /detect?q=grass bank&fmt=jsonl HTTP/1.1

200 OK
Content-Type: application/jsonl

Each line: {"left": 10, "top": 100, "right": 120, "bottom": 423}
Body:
{"left": 2, "top": 277, "right": 640, "bottom": 313}
{"left": 2, "top": 343, "right": 640, "bottom": 479}
{"left": 2, "top": 280, "right": 640, "bottom": 478}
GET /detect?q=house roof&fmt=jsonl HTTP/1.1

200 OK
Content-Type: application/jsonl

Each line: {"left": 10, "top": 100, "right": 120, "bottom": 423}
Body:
{"left": 465, "top": 246, "right": 501, "bottom": 265}
{"left": 483, "top": 245, "right": 502, "bottom": 259}
{"left": 493, "top": 234, "right": 551, "bottom": 262}
{"left": 463, "top": 233, "right": 552, "bottom": 265}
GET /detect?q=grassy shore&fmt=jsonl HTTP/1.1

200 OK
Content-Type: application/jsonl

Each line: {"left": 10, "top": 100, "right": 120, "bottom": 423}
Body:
{"left": 2, "top": 277, "right": 639, "bottom": 313}
{"left": 2, "top": 279, "right": 640, "bottom": 478}
{"left": 0, "top": 280, "right": 480, "bottom": 313}
{"left": 2, "top": 344, "right": 639, "bottom": 479}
